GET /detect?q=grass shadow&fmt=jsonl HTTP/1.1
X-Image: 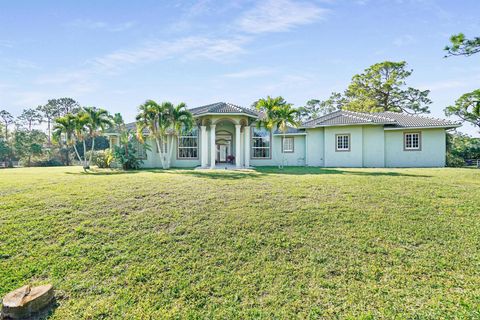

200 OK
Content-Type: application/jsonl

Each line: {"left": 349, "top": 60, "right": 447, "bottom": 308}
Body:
{"left": 255, "top": 167, "right": 432, "bottom": 178}
{"left": 174, "top": 169, "right": 261, "bottom": 180}
{"left": 65, "top": 169, "right": 139, "bottom": 175}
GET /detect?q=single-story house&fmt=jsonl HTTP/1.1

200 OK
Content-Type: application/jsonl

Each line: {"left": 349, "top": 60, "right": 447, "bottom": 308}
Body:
{"left": 106, "top": 102, "right": 461, "bottom": 168}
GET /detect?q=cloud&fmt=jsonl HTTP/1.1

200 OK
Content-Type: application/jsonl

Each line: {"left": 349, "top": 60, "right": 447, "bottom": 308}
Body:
{"left": 418, "top": 79, "right": 475, "bottom": 91}
{"left": 223, "top": 67, "right": 274, "bottom": 79}
{"left": 393, "top": 35, "right": 416, "bottom": 47}
{"left": 69, "top": 19, "right": 135, "bottom": 32}
{"left": 90, "top": 36, "right": 248, "bottom": 73}
{"left": 237, "top": 0, "right": 329, "bottom": 34}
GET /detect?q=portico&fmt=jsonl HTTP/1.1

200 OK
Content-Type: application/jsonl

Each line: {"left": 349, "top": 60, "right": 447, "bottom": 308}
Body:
{"left": 188, "top": 102, "right": 259, "bottom": 169}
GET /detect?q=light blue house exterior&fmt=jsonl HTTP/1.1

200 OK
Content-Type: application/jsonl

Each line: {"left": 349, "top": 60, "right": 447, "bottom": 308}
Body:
{"left": 108, "top": 102, "right": 460, "bottom": 168}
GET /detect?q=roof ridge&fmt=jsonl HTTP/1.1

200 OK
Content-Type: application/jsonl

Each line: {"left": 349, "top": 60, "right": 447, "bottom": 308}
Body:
{"left": 381, "top": 111, "right": 460, "bottom": 125}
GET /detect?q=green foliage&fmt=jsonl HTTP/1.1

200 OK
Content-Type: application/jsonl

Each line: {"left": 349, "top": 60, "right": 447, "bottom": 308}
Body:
{"left": 17, "top": 108, "right": 43, "bottom": 130}
{"left": 253, "top": 96, "right": 299, "bottom": 132}
{"left": 1, "top": 167, "right": 480, "bottom": 318}
{"left": 342, "top": 61, "right": 431, "bottom": 114}
{"left": 0, "top": 139, "right": 11, "bottom": 162}
{"left": 445, "top": 33, "right": 480, "bottom": 57}
{"left": 91, "top": 149, "right": 114, "bottom": 168}
{"left": 446, "top": 132, "right": 480, "bottom": 167}
{"left": 113, "top": 142, "right": 143, "bottom": 170}
{"left": 445, "top": 89, "right": 480, "bottom": 130}
{"left": 136, "top": 100, "right": 193, "bottom": 169}
{"left": 298, "top": 93, "right": 346, "bottom": 120}
{"left": 12, "top": 129, "right": 47, "bottom": 166}
{"left": 46, "top": 97, "right": 81, "bottom": 116}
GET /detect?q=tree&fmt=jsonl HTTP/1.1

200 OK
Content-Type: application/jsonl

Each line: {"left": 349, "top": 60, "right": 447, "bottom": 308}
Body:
{"left": 342, "top": 61, "right": 431, "bottom": 114}
{"left": 445, "top": 89, "right": 480, "bottom": 132}
{"left": 53, "top": 114, "right": 80, "bottom": 166}
{"left": 0, "top": 110, "right": 15, "bottom": 140}
{"left": 135, "top": 100, "right": 193, "bottom": 169}
{"left": 13, "top": 129, "right": 46, "bottom": 166}
{"left": 37, "top": 102, "right": 61, "bottom": 144}
{"left": 84, "top": 107, "right": 113, "bottom": 168}
{"left": 47, "top": 98, "right": 81, "bottom": 117}
{"left": 165, "top": 102, "right": 193, "bottom": 168}
{"left": 18, "top": 108, "right": 43, "bottom": 131}
{"left": 254, "top": 96, "right": 299, "bottom": 168}
{"left": 298, "top": 93, "right": 346, "bottom": 121}
{"left": 444, "top": 33, "right": 480, "bottom": 57}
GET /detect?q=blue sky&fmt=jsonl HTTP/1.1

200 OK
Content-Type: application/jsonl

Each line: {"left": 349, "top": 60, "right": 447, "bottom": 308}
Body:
{"left": 1, "top": 0, "right": 479, "bottom": 135}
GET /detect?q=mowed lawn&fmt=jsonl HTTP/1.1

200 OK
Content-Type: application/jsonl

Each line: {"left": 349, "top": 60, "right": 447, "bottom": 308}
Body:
{"left": 1, "top": 167, "right": 480, "bottom": 319}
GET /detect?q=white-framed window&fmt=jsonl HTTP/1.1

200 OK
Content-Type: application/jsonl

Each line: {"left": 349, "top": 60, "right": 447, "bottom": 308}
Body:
{"left": 282, "top": 137, "right": 294, "bottom": 153}
{"left": 336, "top": 134, "right": 350, "bottom": 151}
{"left": 251, "top": 127, "right": 271, "bottom": 159}
{"left": 178, "top": 127, "right": 199, "bottom": 159}
{"left": 404, "top": 132, "right": 421, "bottom": 150}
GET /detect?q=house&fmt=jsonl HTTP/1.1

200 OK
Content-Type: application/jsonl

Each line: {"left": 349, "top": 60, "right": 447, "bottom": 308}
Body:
{"left": 106, "top": 102, "right": 461, "bottom": 168}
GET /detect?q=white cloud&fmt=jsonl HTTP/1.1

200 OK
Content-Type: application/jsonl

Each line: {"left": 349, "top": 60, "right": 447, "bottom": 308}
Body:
{"left": 237, "top": 0, "right": 329, "bottom": 34}
{"left": 69, "top": 19, "right": 135, "bottom": 32}
{"left": 90, "top": 36, "right": 248, "bottom": 73}
{"left": 393, "top": 34, "right": 416, "bottom": 47}
{"left": 223, "top": 67, "right": 274, "bottom": 79}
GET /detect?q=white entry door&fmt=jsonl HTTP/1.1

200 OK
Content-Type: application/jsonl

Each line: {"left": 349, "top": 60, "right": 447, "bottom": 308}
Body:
{"left": 219, "top": 145, "right": 227, "bottom": 162}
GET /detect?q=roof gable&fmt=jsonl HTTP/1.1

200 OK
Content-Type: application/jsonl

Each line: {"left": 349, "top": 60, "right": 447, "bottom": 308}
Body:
{"left": 189, "top": 102, "right": 259, "bottom": 117}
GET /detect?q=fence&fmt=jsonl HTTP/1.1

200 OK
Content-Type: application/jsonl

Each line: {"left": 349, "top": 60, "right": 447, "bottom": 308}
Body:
{"left": 465, "top": 159, "right": 480, "bottom": 167}
{"left": 0, "top": 161, "right": 19, "bottom": 168}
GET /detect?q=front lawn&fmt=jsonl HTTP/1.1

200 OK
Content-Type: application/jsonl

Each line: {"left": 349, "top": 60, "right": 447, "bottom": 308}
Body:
{"left": 1, "top": 167, "right": 479, "bottom": 319}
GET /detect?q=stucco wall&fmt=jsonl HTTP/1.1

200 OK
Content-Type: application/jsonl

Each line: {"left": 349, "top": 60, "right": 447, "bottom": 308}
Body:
{"left": 324, "top": 126, "right": 364, "bottom": 167}
{"left": 362, "top": 126, "right": 385, "bottom": 167}
{"left": 385, "top": 128, "right": 446, "bottom": 167}
{"left": 305, "top": 128, "right": 325, "bottom": 166}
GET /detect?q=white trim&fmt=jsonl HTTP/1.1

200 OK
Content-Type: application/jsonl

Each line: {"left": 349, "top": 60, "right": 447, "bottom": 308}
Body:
{"left": 272, "top": 132, "right": 306, "bottom": 136}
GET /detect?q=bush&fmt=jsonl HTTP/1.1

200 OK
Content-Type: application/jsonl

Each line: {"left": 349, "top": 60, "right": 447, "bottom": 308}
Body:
{"left": 91, "top": 149, "right": 114, "bottom": 168}
{"left": 446, "top": 153, "right": 465, "bottom": 167}
{"left": 30, "top": 159, "right": 64, "bottom": 167}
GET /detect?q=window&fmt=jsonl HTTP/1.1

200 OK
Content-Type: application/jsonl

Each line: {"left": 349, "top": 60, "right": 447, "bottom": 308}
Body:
{"left": 251, "top": 127, "right": 271, "bottom": 158}
{"left": 110, "top": 136, "right": 118, "bottom": 147}
{"left": 282, "top": 137, "right": 294, "bottom": 153}
{"left": 178, "top": 127, "right": 199, "bottom": 159}
{"left": 336, "top": 134, "right": 350, "bottom": 151}
{"left": 404, "top": 132, "right": 421, "bottom": 150}
{"left": 135, "top": 142, "right": 147, "bottom": 159}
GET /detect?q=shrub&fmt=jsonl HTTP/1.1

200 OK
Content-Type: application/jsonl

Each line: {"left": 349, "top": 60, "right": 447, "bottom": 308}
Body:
{"left": 92, "top": 149, "right": 114, "bottom": 168}
{"left": 446, "top": 153, "right": 465, "bottom": 167}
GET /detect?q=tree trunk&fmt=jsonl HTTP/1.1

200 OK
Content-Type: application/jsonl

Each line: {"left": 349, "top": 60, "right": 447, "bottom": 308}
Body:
{"left": 89, "top": 137, "right": 95, "bottom": 167}
{"left": 166, "top": 135, "right": 175, "bottom": 169}
{"left": 47, "top": 119, "right": 51, "bottom": 145}
{"left": 82, "top": 140, "right": 88, "bottom": 169}
{"left": 155, "top": 138, "right": 167, "bottom": 169}
{"left": 73, "top": 144, "right": 82, "bottom": 164}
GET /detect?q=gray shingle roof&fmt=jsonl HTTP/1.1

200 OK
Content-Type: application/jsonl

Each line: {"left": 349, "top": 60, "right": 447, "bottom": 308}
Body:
{"left": 302, "top": 110, "right": 397, "bottom": 127}
{"left": 302, "top": 110, "right": 460, "bottom": 129}
{"left": 375, "top": 111, "right": 461, "bottom": 128}
{"left": 189, "top": 102, "right": 259, "bottom": 117}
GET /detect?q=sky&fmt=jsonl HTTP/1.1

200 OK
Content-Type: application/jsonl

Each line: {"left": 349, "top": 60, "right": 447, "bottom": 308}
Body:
{"left": 0, "top": 0, "right": 479, "bottom": 136}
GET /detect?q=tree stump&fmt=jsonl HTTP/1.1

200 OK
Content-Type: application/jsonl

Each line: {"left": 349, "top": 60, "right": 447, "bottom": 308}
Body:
{"left": 1, "top": 284, "right": 54, "bottom": 319}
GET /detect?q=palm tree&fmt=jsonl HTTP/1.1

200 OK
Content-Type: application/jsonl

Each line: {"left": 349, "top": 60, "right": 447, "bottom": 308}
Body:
{"left": 165, "top": 102, "right": 193, "bottom": 167}
{"left": 136, "top": 100, "right": 171, "bottom": 169}
{"left": 72, "top": 111, "right": 90, "bottom": 169}
{"left": 84, "top": 107, "right": 113, "bottom": 168}
{"left": 255, "top": 96, "right": 299, "bottom": 168}
{"left": 53, "top": 114, "right": 82, "bottom": 165}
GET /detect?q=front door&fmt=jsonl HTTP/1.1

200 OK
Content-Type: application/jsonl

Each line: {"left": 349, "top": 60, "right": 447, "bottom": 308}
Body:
{"left": 218, "top": 144, "right": 227, "bottom": 162}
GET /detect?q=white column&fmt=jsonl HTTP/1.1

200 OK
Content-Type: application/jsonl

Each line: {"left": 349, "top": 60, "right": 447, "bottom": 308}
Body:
{"left": 235, "top": 124, "right": 241, "bottom": 168}
{"left": 244, "top": 126, "right": 250, "bottom": 168}
{"left": 210, "top": 124, "right": 216, "bottom": 169}
{"left": 200, "top": 126, "right": 207, "bottom": 167}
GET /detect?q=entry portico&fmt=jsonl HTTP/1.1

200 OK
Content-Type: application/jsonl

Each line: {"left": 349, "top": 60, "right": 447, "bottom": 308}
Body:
{"left": 191, "top": 102, "right": 258, "bottom": 169}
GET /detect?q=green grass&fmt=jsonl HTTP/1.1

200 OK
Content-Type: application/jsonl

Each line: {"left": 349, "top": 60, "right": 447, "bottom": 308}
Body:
{"left": 1, "top": 167, "right": 480, "bottom": 319}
